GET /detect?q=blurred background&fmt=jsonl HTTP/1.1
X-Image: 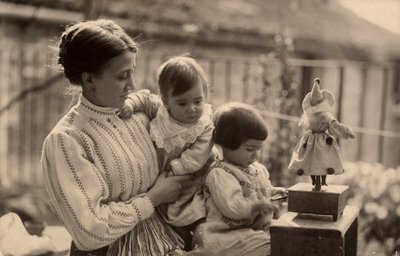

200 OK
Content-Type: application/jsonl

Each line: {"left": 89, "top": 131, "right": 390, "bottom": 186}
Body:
{"left": 0, "top": 0, "right": 399, "bottom": 255}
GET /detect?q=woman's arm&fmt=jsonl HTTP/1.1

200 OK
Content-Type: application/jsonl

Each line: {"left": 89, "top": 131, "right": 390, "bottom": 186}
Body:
{"left": 170, "top": 123, "right": 214, "bottom": 176}
{"left": 41, "top": 131, "right": 188, "bottom": 250}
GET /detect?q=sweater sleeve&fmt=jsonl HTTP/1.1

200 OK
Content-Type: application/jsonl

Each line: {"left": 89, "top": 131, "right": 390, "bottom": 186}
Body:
{"left": 126, "top": 89, "right": 162, "bottom": 120}
{"left": 170, "top": 123, "right": 214, "bottom": 175}
{"left": 205, "top": 168, "right": 254, "bottom": 220}
{"left": 41, "top": 131, "right": 155, "bottom": 250}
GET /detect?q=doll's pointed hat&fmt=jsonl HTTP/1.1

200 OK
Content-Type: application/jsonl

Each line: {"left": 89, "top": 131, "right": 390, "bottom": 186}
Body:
{"left": 302, "top": 78, "right": 335, "bottom": 114}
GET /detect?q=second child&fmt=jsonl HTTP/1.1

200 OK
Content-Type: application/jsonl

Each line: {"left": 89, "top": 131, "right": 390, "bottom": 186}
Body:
{"left": 192, "top": 102, "right": 287, "bottom": 256}
{"left": 121, "top": 55, "right": 214, "bottom": 248}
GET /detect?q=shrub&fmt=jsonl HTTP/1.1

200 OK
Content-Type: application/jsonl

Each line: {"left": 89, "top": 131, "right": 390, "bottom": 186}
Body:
{"left": 330, "top": 162, "right": 400, "bottom": 255}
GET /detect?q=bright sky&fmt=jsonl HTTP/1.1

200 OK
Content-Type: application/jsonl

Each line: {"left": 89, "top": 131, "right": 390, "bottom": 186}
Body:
{"left": 339, "top": 0, "right": 400, "bottom": 34}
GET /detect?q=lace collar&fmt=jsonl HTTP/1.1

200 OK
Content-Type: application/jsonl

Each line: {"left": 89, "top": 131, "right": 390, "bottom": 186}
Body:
{"left": 77, "top": 94, "right": 119, "bottom": 117}
{"left": 150, "top": 104, "right": 213, "bottom": 153}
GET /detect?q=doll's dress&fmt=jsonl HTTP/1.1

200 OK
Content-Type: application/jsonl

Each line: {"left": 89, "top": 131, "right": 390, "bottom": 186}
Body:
{"left": 288, "top": 125, "right": 344, "bottom": 176}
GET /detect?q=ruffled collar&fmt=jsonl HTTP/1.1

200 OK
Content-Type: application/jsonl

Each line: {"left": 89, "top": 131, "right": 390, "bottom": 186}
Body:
{"left": 150, "top": 104, "right": 213, "bottom": 153}
{"left": 77, "top": 94, "right": 119, "bottom": 117}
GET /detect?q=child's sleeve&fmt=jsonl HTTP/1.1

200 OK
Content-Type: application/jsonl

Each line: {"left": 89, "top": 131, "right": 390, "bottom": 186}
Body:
{"left": 205, "top": 168, "right": 255, "bottom": 220}
{"left": 256, "top": 163, "right": 274, "bottom": 193}
{"left": 170, "top": 123, "right": 214, "bottom": 176}
{"left": 126, "top": 89, "right": 162, "bottom": 120}
{"left": 328, "top": 118, "right": 355, "bottom": 139}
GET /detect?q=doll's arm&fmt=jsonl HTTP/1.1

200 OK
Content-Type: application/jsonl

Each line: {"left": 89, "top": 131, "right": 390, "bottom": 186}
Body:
{"left": 170, "top": 123, "right": 214, "bottom": 176}
{"left": 328, "top": 118, "right": 355, "bottom": 139}
{"left": 120, "top": 89, "right": 162, "bottom": 119}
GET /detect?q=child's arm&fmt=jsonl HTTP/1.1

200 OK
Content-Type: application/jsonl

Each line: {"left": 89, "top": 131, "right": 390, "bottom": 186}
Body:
{"left": 120, "top": 89, "right": 162, "bottom": 120}
{"left": 328, "top": 118, "right": 355, "bottom": 139}
{"left": 169, "top": 123, "right": 214, "bottom": 176}
{"left": 205, "top": 168, "right": 272, "bottom": 221}
{"left": 256, "top": 163, "right": 288, "bottom": 199}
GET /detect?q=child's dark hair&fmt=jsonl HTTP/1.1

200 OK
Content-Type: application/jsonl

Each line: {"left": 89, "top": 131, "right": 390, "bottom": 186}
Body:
{"left": 213, "top": 102, "right": 268, "bottom": 150}
{"left": 157, "top": 55, "right": 208, "bottom": 97}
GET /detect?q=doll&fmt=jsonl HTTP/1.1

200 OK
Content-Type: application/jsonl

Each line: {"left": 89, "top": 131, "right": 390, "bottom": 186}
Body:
{"left": 289, "top": 78, "right": 355, "bottom": 191}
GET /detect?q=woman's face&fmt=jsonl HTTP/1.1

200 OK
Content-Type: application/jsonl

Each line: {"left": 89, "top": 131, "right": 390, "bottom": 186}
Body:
{"left": 89, "top": 51, "right": 136, "bottom": 109}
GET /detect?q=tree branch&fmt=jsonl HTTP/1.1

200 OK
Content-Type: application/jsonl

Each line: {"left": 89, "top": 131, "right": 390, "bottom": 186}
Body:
{"left": 0, "top": 73, "right": 64, "bottom": 116}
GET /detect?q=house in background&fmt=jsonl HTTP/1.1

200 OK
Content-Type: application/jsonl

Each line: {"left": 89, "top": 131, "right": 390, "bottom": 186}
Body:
{"left": 0, "top": 0, "right": 399, "bottom": 187}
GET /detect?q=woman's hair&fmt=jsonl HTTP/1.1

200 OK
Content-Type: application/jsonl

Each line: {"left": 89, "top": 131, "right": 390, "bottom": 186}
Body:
{"left": 58, "top": 19, "right": 138, "bottom": 86}
{"left": 157, "top": 55, "right": 208, "bottom": 97}
{"left": 213, "top": 102, "right": 268, "bottom": 150}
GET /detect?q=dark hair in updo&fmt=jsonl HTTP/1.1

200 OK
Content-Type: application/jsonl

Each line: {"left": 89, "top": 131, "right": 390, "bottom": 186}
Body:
{"left": 213, "top": 102, "right": 268, "bottom": 150}
{"left": 58, "top": 19, "right": 138, "bottom": 85}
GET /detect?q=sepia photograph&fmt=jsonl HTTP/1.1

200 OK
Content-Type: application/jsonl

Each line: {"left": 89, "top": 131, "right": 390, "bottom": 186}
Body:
{"left": 0, "top": 0, "right": 399, "bottom": 255}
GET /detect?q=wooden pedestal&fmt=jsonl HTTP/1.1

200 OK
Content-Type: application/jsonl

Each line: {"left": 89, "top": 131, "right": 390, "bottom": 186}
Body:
{"left": 288, "top": 183, "right": 349, "bottom": 221}
{"left": 270, "top": 205, "right": 358, "bottom": 256}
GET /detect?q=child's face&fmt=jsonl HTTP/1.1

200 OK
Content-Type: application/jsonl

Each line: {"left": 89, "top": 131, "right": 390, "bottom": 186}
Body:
{"left": 223, "top": 139, "right": 264, "bottom": 168}
{"left": 164, "top": 80, "right": 206, "bottom": 124}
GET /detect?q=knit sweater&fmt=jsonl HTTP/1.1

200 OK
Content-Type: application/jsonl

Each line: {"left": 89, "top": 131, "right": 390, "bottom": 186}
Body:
{"left": 41, "top": 94, "right": 161, "bottom": 251}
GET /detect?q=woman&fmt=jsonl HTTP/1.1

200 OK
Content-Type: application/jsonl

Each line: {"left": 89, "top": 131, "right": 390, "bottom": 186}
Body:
{"left": 41, "top": 19, "right": 192, "bottom": 255}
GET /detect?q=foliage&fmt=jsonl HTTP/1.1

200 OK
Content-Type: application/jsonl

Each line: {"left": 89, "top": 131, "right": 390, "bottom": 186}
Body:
{"left": 254, "top": 33, "right": 301, "bottom": 187}
{"left": 330, "top": 162, "right": 400, "bottom": 255}
{"left": 0, "top": 183, "right": 59, "bottom": 225}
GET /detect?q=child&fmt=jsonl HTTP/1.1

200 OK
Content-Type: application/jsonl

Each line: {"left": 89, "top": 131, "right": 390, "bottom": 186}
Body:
{"left": 121, "top": 55, "right": 214, "bottom": 248}
{"left": 192, "top": 102, "right": 287, "bottom": 256}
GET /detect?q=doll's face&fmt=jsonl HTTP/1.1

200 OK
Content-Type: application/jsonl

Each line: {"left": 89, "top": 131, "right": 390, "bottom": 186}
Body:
{"left": 306, "top": 112, "right": 330, "bottom": 131}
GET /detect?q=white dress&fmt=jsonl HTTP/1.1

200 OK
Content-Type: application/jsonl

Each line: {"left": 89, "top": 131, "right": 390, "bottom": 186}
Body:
{"left": 127, "top": 90, "right": 214, "bottom": 226}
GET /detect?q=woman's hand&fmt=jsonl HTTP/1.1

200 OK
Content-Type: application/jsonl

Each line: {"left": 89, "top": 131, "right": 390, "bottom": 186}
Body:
{"left": 147, "top": 172, "right": 192, "bottom": 206}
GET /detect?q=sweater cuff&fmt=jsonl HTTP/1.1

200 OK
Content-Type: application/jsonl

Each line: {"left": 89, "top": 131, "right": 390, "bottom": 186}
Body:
{"left": 134, "top": 194, "right": 155, "bottom": 220}
{"left": 170, "top": 159, "right": 184, "bottom": 175}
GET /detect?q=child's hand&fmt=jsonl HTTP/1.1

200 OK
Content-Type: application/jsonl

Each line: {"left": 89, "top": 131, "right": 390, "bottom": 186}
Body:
{"left": 118, "top": 101, "right": 134, "bottom": 119}
{"left": 251, "top": 213, "right": 271, "bottom": 231}
{"left": 251, "top": 202, "right": 276, "bottom": 216}
{"left": 272, "top": 187, "right": 288, "bottom": 200}
{"left": 250, "top": 202, "right": 275, "bottom": 231}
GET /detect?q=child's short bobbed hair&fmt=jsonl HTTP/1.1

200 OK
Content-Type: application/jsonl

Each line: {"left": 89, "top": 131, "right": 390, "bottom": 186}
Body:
{"left": 213, "top": 102, "right": 268, "bottom": 150}
{"left": 157, "top": 55, "right": 208, "bottom": 97}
